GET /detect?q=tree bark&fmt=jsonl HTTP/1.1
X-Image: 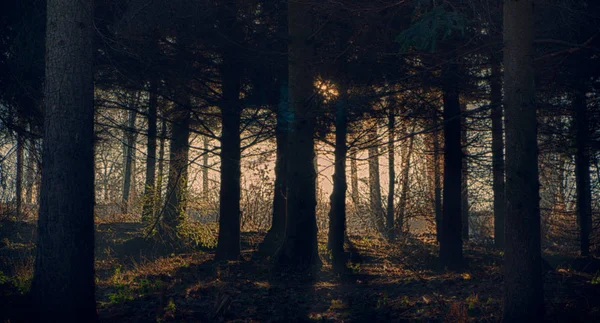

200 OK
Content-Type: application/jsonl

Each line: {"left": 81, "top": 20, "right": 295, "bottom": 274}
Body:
{"left": 156, "top": 118, "right": 167, "bottom": 207}
{"left": 259, "top": 84, "right": 289, "bottom": 257}
{"left": 461, "top": 106, "right": 469, "bottom": 241}
{"left": 503, "top": 0, "right": 544, "bottom": 319}
{"left": 15, "top": 123, "right": 24, "bottom": 219}
{"left": 216, "top": 23, "right": 243, "bottom": 260}
{"left": 490, "top": 55, "right": 506, "bottom": 249}
{"left": 439, "top": 60, "right": 464, "bottom": 269}
{"left": 275, "top": 0, "right": 321, "bottom": 270}
{"left": 142, "top": 80, "right": 158, "bottom": 224}
{"left": 368, "top": 128, "right": 385, "bottom": 233}
{"left": 259, "top": 0, "right": 288, "bottom": 258}
{"left": 161, "top": 101, "right": 190, "bottom": 243}
{"left": 350, "top": 148, "right": 359, "bottom": 206}
{"left": 31, "top": 0, "right": 97, "bottom": 319}
{"left": 122, "top": 108, "right": 137, "bottom": 214}
{"left": 202, "top": 136, "right": 209, "bottom": 199}
{"left": 432, "top": 113, "right": 442, "bottom": 243}
{"left": 398, "top": 126, "right": 415, "bottom": 234}
{"left": 573, "top": 85, "right": 592, "bottom": 257}
{"left": 386, "top": 105, "right": 396, "bottom": 239}
{"left": 25, "top": 131, "right": 37, "bottom": 205}
{"left": 327, "top": 82, "right": 348, "bottom": 267}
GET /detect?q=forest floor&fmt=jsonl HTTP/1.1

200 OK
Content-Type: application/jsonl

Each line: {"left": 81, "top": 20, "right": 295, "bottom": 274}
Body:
{"left": 1, "top": 221, "right": 600, "bottom": 322}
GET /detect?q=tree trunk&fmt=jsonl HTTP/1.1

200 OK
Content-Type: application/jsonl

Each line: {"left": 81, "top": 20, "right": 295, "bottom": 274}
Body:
{"left": 15, "top": 123, "right": 24, "bottom": 219}
{"left": 432, "top": 114, "right": 442, "bottom": 243}
{"left": 31, "top": 0, "right": 97, "bottom": 320}
{"left": 122, "top": 108, "right": 137, "bottom": 214}
{"left": 216, "top": 33, "right": 243, "bottom": 261}
{"left": 161, "top": 101, "right": 190, "bottom": 243}
{"left": 25, "top": 133, "right": 37, "bottom": 205}
{"left": 327, "top": 82, "right": 348, "bottom": 267}
{"left": 386, "top": 105, "right": 396, "bottom": 239}
{"left": 275, "top": 0, "right": 320, "bottom": 270}
{"left": 350, "top": 148, "right": 359, "bottom": 206}
{"left": 259, "top": 1, "right": 288, "bottom": 257}
{"left": 259, "top": 85, "right": 289, "bottom": 257}
{"left": 398, "top": 126, "right": 415, "bottom": 234}
{"left": 202, "top": 136, "right": 209, "bottom": 198}
{"left": 573, "top": 85, "right": 592, "bottom": 257}
{"left": 439, "top": 60, "right": 464, "bottom": 269}
{"left": 461, "top": 106, "right": 469, "bottom": 241}
{"left": 142, "top": 80, "right": 158, "bottom": 224}
{"left": 156, "top": 118, "right": 166, "bottom": 207}
{"left": 490, "top": 55, "right": 506, "bottom": 249}
{"left": 503, "top": 0, "right": 544, "bottom": 319}
{"left": 368, "top": 128, "right": 385, "bottom": 233}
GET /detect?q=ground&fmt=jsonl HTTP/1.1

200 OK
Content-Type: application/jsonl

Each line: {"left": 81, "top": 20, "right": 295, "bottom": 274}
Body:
{"left": 1, "top": 221, "right": 599, "bottom": 322}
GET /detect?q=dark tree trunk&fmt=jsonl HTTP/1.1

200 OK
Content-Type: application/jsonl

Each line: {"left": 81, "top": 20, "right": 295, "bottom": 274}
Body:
{"left": 461, "top": 106, "right": 469, "bottom": 241}
{"left": 161, "top": 103, "right": 190, "bottom": 243}
{"left": 31, "top": 0, "right": 97, "bottom": 320}
{"left": 25, "top": 132, "right": 37, "bottom": 205}
{"left": 327, "top": 83, "right": 348, "bottom": 267}
{"left": 202, "top": 136, "right": 209, "bottom": 198}
{"left": 142, "top": 80, "right": 158, "bottom": 224}
{"left": 216, "top": 36, "right": 243, "bottom": 261}
{"left": 122, "top": 108, "right": 137, "bottom": 214}
{"left": 259, "top": 84, "right": 289, "bottom": 257}
{"left": 350, "top": 148, "right": 359, "bottom": 206}
{"left": 432, "top": 115, "right": 442, "bottom": 243}
{"left": 439, "top": 61, "right": 464, "bottom": 269}
{"left": 502, "top": 0, "right": 544, "bottom": 319}
{"left": 573, "top": 86, "right": 592, "bottom": 257}
{"left": 386, "top": 105, "right": 396, "bottom": 239}
{"left": 490, "top": 55, "right": 506, "bottom": 249}
{"left": 15, "top": 124, "right": 24, "bottom": 219}
{"left": 156, "top": 118, "right": 167, "bottom": 206}
{"left": 275, "top": 0, "right": 320, "bottom": 270}
{"left": 397, "top": 126, "right": 415, "bottom": 234}
{"left": 259, "top": 0, "right": 288, "bottom": 258}
{"left": 368, "top": 129, "right": 385, "bottom": 233}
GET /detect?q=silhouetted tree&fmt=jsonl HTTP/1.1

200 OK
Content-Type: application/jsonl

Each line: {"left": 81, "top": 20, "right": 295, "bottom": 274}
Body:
{"left": 502, "top": 0, "right": 544, "bottom": 319}
{"left": 30, "top": 0, "right": 97, "bottom": 320}
{"left": 439, "top": 59, "right": 464, "bottom": 269}
{"left": 275, "top": 0, "right": 321, "bottom": 270}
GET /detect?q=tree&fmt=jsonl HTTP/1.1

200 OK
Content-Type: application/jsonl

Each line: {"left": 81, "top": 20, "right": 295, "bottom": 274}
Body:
{"left": 327, "top": 81, "right": 349, "bottom": 268}
{"left": 121, "top": 105, "right": 137, "bottom": 214}
{"left": 259, "top": 0, "right": 288, "bottom": 258}
{"left": 490, "top": 54, "right": 505, "bottom": 249}
{"left": 15, "top": 119, "right": 23, "bottom": 218}
{"left": 161, "top": 97, "right": 190, "bottom": 244}
{"left": 350, "top": 148, "right": 359, "bottom": 206}
{"left": 573, "top": 85, "right": 592, "bottom": 257}
{"left": 275, "top": 0, "right": 321, "bottom": 270}
{"left": 216, "top": 0, "right": 243, "bottom": 261}
{"left": 386, "top": 102, "right": 396, "bottom": 239}
{"left": 142, "top": 80, "right": 158, "bottom": 224}
{"left": 397, "top": 123, "right": 415, "bottom": 234}
{"left": 502, "top": 0, "right": 544, "bottom": 319}
{"left": 439, "top": 60, "right": 464, "bottom": 269}
{"left": 368, "top": 127, "right": 385, "bottom": 233}
{"left": 431, "top": 109, "right": 443, "bottom": 243}
{"left": 156, "top": 118, "right": 167, "bottom": 206}
{"left": 30, "top": 0, "right": 97, "bottom": 320}
{"left": 461, "top": 105, "right": 469, "bottom": 241}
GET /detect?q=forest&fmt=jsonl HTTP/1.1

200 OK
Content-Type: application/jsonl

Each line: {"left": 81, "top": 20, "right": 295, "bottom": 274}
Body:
{"left": 0, "top": 0, "right": 600, "bottom": 321}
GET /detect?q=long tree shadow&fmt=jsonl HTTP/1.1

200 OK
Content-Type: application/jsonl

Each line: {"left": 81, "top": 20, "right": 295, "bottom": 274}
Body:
{"left": 94, "top": 229, "right": 600, "bottom": 322}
